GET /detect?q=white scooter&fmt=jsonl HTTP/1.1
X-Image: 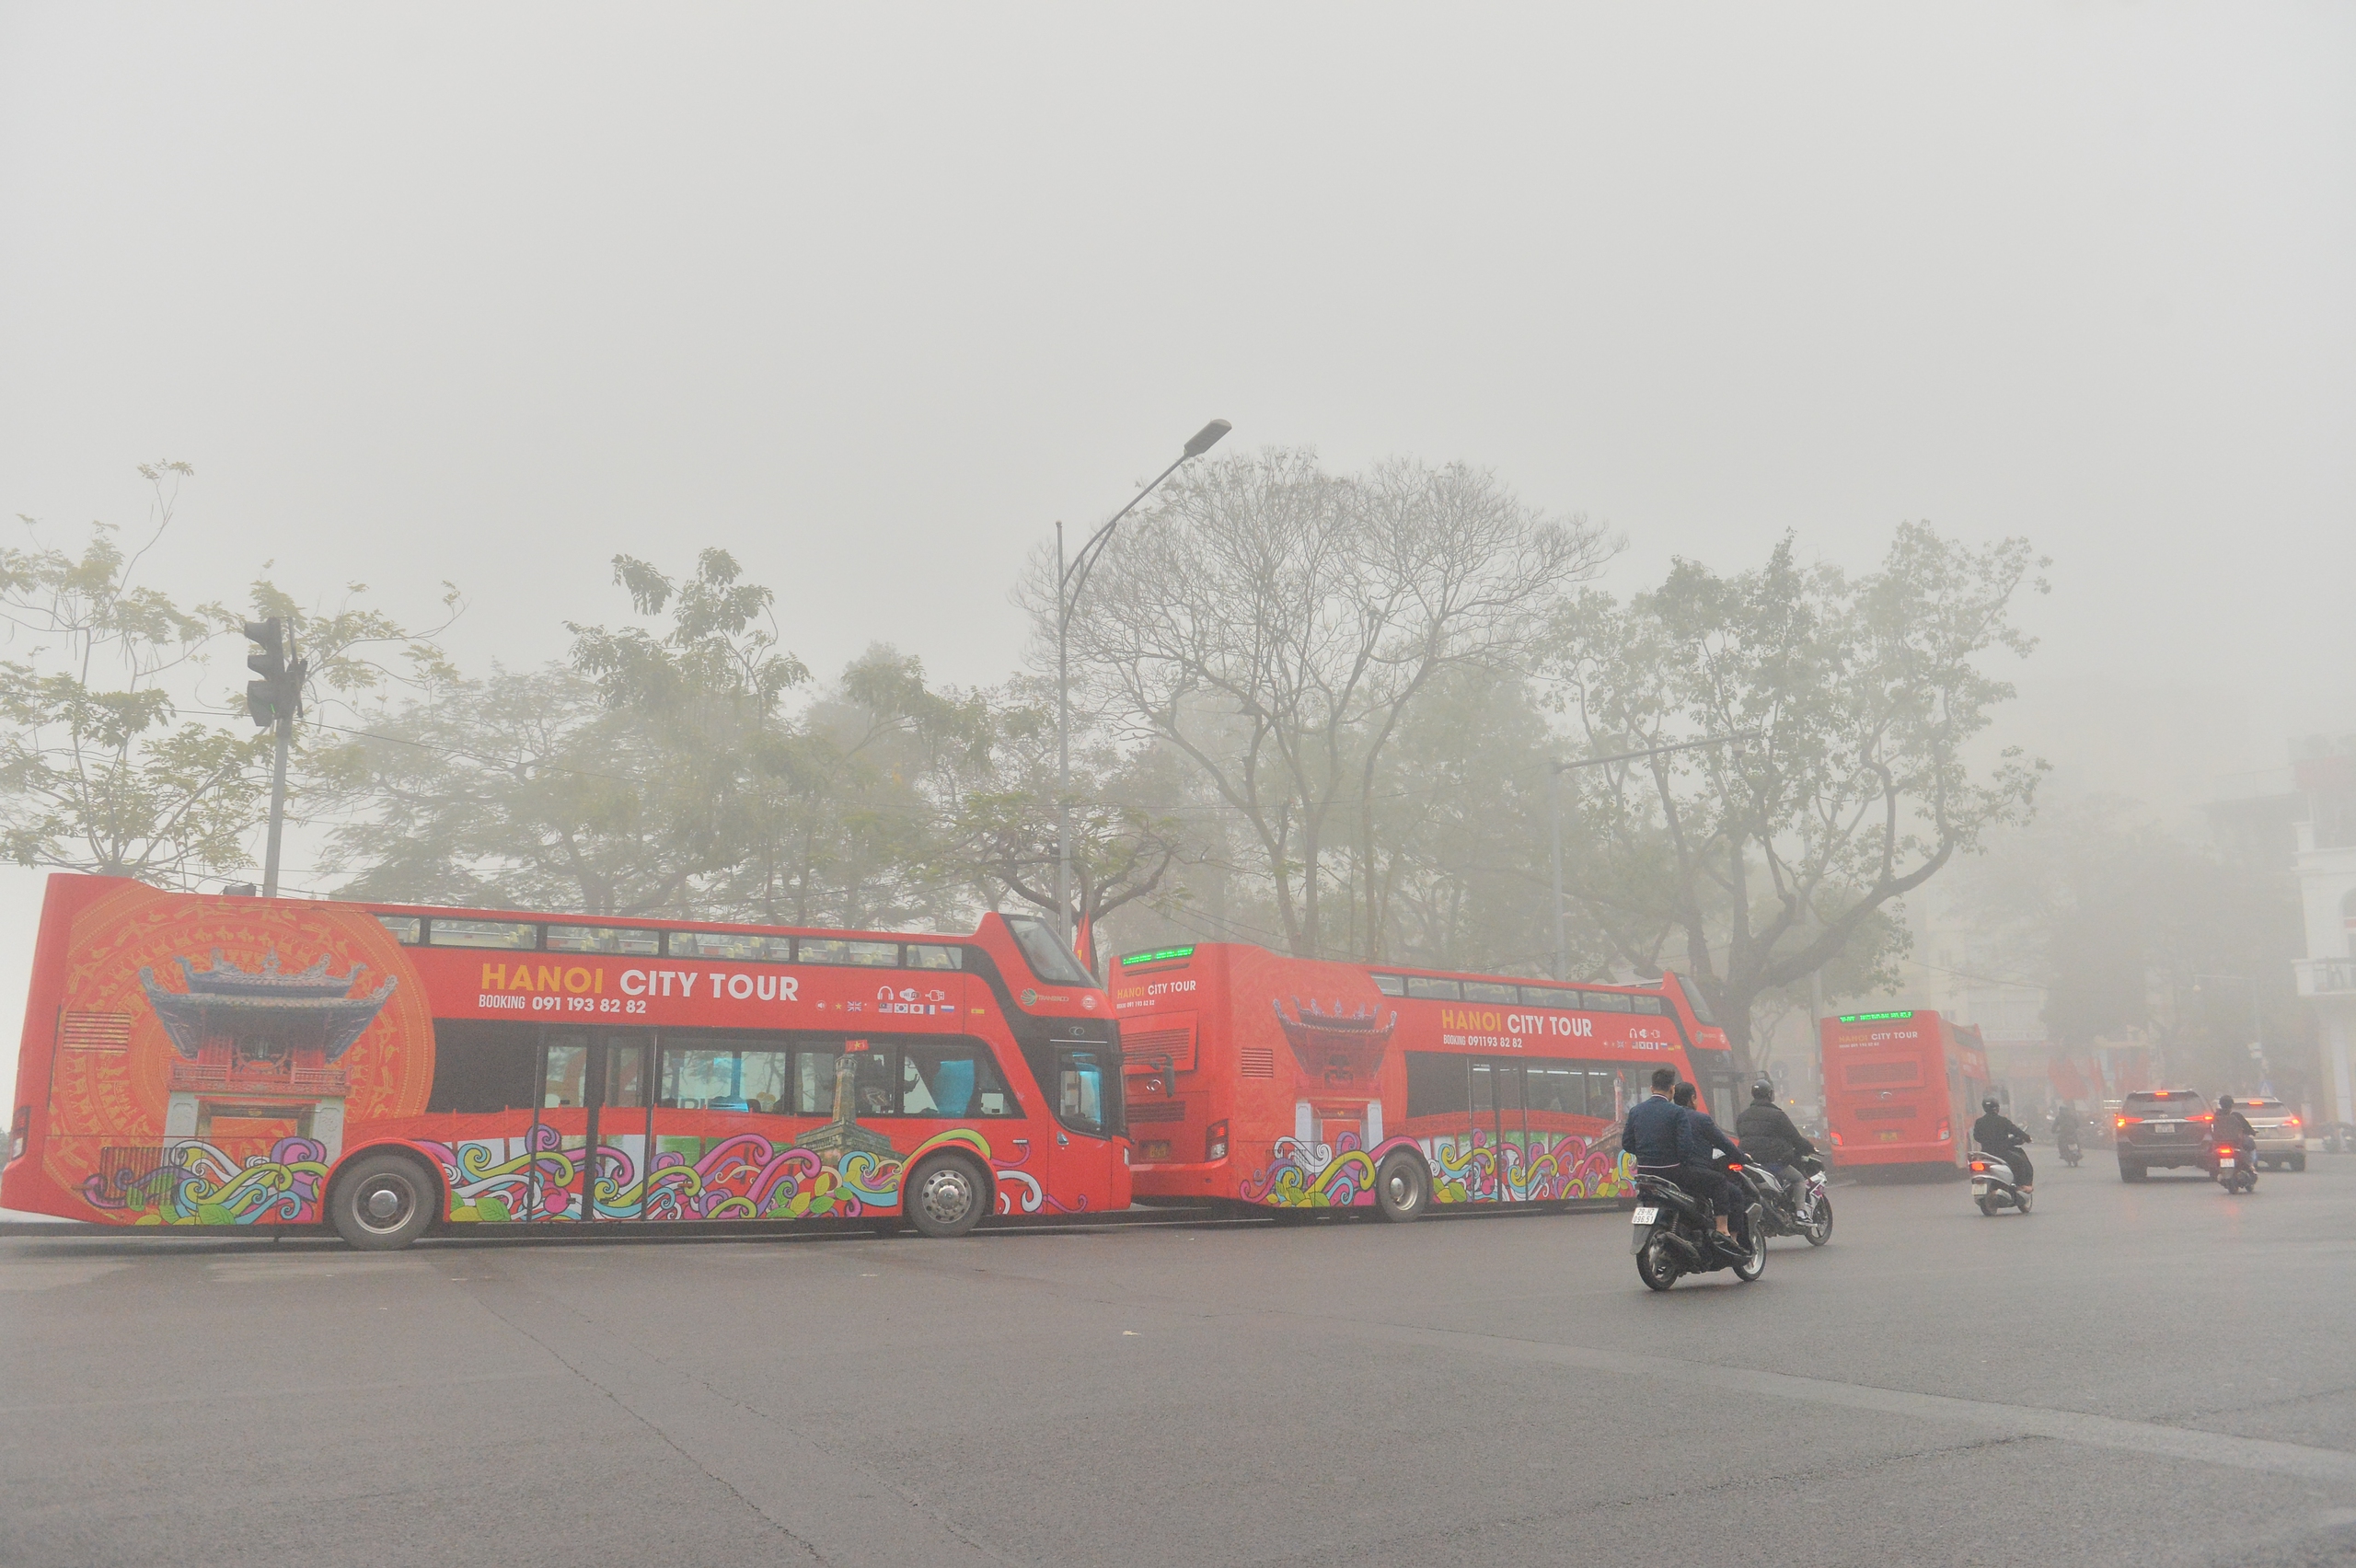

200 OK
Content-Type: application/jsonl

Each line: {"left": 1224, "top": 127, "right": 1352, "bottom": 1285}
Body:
{"left": 1969, "top": 1148, "right": 2033, "bottom": 1216}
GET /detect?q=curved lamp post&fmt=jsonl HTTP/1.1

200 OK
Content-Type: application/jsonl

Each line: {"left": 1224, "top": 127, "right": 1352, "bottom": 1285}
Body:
{"left": 1056, "top": 419, "right": 1231, "bottom": 957}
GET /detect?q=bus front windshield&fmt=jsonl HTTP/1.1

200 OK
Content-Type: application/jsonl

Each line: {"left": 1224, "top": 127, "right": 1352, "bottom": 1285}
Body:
{"left": 1004, "top": 915, "right": 1096, "bottom": 988}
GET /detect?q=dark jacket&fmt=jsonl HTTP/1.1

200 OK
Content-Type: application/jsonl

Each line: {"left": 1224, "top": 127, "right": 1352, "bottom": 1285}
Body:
{"left": 1736, "top": 1100, "right": 1813, "bottom": 1166}
{"left": 1680, "top": 1109, "right": 1746, "bottom": 1169}
{"left": 1972, "top": 1113, "right": 2029, "bottom": 1155}
{"left": 2215, "top": 1109, "right": 2256, "bottom": 1148}
{"left": 1623, "top": 1093, "right": 1686, "bottom": 1166}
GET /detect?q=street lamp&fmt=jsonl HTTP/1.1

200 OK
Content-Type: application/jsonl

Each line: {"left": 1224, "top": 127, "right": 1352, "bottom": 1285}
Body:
{"left": 1056, "top": 420, "right": 1231, "bottom": 959}
{"left": 1546, "top": 731, "right": 1763, "bottom": 982}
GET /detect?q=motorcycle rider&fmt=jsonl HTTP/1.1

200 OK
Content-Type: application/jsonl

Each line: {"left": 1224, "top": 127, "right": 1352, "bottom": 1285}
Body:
{"left": 2051, "top": 1101, "right": 2085, "bottom": 1155}
{"left": 1970, "top": 1094, "right": 2034, "bottom": 1192}
{"left": 1736, "top": 1077, "right": 1817, "bottom": 1216}
{"left": 1671, "top": 1081, "right": 1750, "bottom": 1240}
{"left": 2214, "top": 1095, "right": 2258, "bottom": 1170}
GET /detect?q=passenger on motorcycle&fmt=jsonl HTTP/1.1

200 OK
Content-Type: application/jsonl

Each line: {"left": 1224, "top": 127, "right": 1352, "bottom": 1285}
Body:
{"left": 1970, "top": 1096, "right": 2034, "bottom": 1191}
{"left": 1623, "top": 1068, "right": 1733, "bottom": 1239}
{"left": 1735, "top": 1078, "right": 1817, "bottom": 1207}
{"left": 1671, "top": 1081, "right": 1751, "bottom": 1238}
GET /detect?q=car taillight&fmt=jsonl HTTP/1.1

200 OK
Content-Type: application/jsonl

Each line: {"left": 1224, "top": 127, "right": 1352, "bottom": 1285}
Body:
{"left": 2196, "top": 1113, "right": 2213, "bottom": 1124}
{"left": 2117, "top": 1116, "right": 2137, "bottom": 1126}
{"left": 2288, "top": 1116, "right": 2302, "bottom": 1127}
{"left": 1206, "top": 1120, "right": 1230, "bottom": 1161}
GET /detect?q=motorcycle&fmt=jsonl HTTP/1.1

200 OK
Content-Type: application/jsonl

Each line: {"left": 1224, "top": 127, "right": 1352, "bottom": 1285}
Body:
{"left": 2056, "top": 1134, "right": 2084, "bottom": 1168}
{"left": 2212, "top": 1141, "right": 2258, "bottom": 1196}
{"left": 1630, "top": 1167, "right": 1767, "bottom": 1290}
{"left": 1969, "top": 1148, "right": 2034, "bottom": 1216}
{"left": 1750, "top": 1154, "right": 1834, "bottom": 1247}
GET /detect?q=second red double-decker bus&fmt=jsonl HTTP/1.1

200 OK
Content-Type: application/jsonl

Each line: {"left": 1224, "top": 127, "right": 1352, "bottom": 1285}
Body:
{"left": 1114, "top": 941, "right": 1732, "bottom": 1216}
{"left": 3, "top": 875, "right": 1127, "bottom": 1247}
{"left": 1819, "top": 1008, "right": 1990, "bottom": 1173}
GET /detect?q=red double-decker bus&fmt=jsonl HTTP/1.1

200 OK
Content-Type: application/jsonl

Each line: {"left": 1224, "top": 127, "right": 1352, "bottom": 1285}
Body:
{"left": 3, "top": 875, "right": 1128, "bottom": 1247}
{"left": 1114, "top": 941, "right": 1731, "bottom": 1217}
{"left": 1819, "top": 1008, "right": 1990, "bottom": 1173}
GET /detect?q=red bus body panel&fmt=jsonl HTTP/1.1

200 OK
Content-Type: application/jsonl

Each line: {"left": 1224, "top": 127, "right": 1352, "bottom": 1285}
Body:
{"left": 1819, "top": 1009, "right": 1990, "bottom": 1170}
{"left": 2, "top": 875, "right": 1127, "bottom": 1229}
{"left": 1118, "top": 942, "right": 1719, "bottom": 1210}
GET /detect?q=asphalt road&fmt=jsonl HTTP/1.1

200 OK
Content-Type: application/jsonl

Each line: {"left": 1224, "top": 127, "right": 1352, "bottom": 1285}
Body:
{"left": 4, "top": 1155, "right": 2353, "bottom": 1568}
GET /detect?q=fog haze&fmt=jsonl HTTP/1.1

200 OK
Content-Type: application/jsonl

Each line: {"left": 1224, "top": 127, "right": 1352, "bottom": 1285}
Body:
{"left": 3, "top": 5, "right": 2349, "bottom": 775}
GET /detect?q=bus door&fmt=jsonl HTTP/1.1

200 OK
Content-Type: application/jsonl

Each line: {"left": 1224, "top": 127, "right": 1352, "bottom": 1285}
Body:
{"left": 1470, "top": 1058, "right": 1528, "bottom": 1201}
{"left": 532, "top": 1029, "right": 653, "bottom": 1221}
{"left": 1046, "top": 1041, "right": 1120, "bottom": 1205}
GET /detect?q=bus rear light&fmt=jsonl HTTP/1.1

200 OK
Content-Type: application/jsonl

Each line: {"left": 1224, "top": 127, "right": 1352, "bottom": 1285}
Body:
{"left": 1935, "top": 1119, "right": 1951, "bottom": 1142}
{"left": 8, "top": 1105, "right": 25, "bottom": 1161}
{"left": 1206, "top": 1120, "right": 1230, "bottom": 1161}
{"left": 1829, "top": 1131, "right": 1843, "bottom": 1147}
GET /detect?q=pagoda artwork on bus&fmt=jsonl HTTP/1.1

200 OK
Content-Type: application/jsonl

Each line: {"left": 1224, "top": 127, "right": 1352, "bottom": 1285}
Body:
{"left": 1115, "top": 941, "right": 1734, "bottom": 1214}
{"left": 3, "top": 875, "right": 1133, "bottom": 1243}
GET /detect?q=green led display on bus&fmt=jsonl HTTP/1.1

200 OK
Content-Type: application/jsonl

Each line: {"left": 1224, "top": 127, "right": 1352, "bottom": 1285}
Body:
{"left": 1121, "top": 946, "right": 1196, "bottom": 965}
{"left": 1836, "top": 1009, "right": 1915, "bottom": 1023}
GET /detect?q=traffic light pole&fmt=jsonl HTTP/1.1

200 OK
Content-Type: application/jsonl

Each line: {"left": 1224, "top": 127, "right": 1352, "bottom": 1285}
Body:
{"left": 262, "top": 712, "right": 291, "bottom": 898}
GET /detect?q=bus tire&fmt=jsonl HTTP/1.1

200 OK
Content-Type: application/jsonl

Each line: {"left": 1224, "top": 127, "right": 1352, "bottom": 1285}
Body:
{"left": 903, "top": 1154, "right": 987, "bottom": 1239}
{"left": 329, "top": 1149, "right": 439, "bottom": 1251}
{"left": 1374, "top": 1151, "right": 1428, "bottom": 1222}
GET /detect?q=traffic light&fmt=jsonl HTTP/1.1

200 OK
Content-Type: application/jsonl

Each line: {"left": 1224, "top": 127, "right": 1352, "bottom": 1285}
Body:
{"left": 243, "top": 618, "right": 302, "bottom": 728}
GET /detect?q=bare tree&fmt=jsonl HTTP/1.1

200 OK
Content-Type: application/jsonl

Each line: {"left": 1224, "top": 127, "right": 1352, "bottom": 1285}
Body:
{"left": 1042, "top": 449, "right": 1612, "bottom": 960}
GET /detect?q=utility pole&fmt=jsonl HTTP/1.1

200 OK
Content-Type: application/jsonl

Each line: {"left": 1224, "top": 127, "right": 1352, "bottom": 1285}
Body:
{"left": 243, "top": 617, "right": 306, "bottom": 897}
{"left": 1547, "top": 731, "right": 1763, "bottom": 982}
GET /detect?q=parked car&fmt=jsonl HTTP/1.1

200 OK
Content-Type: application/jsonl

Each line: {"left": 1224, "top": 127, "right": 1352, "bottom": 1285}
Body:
{"left": 2116, "top": 1089, "right": 2212, "bottom": 1181}
{"left": 2235, "top": 1098, "right": 2306, "bottom": 1170}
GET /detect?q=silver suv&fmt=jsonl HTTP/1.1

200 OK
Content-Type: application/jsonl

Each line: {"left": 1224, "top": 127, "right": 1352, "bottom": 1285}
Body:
{"left": 2235, "top": 1098, "right": 2307, "bottom": 1171}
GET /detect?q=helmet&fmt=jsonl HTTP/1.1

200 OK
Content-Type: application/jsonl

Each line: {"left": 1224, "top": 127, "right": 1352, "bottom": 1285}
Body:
{"left": 1751, "top": 1078, "right": 1775, "bottom": 1101}
{"left": 1981, "top": 1096, "right": 2001, "bottom": 1113}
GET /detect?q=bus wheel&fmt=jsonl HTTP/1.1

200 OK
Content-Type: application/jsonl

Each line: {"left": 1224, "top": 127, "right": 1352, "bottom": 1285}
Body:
{"left": 904, "top": 1155, "right": 986, "bottom": 1239}
{"left": 330, "top": 1150, "right": 438, "bottom": 1251}
{"left": 1375, "top": 1152, "right": 1428, "bottom": 1223}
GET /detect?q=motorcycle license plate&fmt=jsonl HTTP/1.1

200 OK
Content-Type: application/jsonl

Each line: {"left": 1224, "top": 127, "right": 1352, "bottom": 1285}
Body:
{"left": 1971, "top": 1182, "right": 1989, "bottom": 1195}
{"left": 1630, "top": 1206, "right": 1659, "bottom": 1226}
{"left": 2217, "top": 1157, "right": 2234, "bottom": 1169}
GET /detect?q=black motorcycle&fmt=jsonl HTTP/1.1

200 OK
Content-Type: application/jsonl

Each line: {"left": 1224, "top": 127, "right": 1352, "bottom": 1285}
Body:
{"left": 2057, "top": 1135, "right": 2083, "bottom": 1168}
{"left": 1631, "top": 1168, "right": 1767, "bottom": 1290}
{"left": 1750, "top": 1153, "right": 1833, "bottom": 1247}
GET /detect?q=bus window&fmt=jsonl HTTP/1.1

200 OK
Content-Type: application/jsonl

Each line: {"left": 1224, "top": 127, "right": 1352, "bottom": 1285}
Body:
{"left": 661, "top": 1042, "right": 791, "bottom": 1112}
{"left": 1631, "top": 996, "right": 1666, "bottom": 1015}
{"left": 429, "top": 919, "right": 538, "bottom": 950}
{"left": 1406, "top": 1052, "right": 1468, "bottom": 1116}
{"left": 901, "top": 1043, "right": 1015, "bottom": 1117}
{"left": 799, "top": 939, "right": 899, "bottom": 968}
{"left": 1371, "top": 974, "right": 1406, "bottom": 997}
{"left": 793, "top": 1043, "right": 895, "bottom": 1116}
{"left": 425, "top": 1021, "right": 538, "bottom": 1113}
{"left": 547, "top": 926, "right": 661, "bottom": 956}
{"left": 1463, "top": 981, "right": 1516, "bottom": 1003}
{"left": 374, "top": 914, "right": 422, "bottom": 944}
{"left": 1406, "top": 976, "right": 1461, "bottom": 1000}
{"left": 1519, "top": 985, "right": 1578, "bottom": 1008}
{"left": 1058, "top": 1048, "right": 1109, "bottom": 1135}
{"left": 1525, "top": 1061, "right": 1587, "bottom": 1115}
{"left": 1581, "top": 990, "right": 1633, "bottom": 1012}
{"left": 905, "top": 944, "right": 963, "bottom": 971}
{"left": 1674, "top": 974, "right": 1718, "bottom": 1026}
{"left": 670, "top": 930, "right": 793, "bottom": 962}
{"left": 1004, "top": 916, "right": 1096, "bottom": 987}
{"left": 543, "top": 1038, "right": 589, "bottom": 1108}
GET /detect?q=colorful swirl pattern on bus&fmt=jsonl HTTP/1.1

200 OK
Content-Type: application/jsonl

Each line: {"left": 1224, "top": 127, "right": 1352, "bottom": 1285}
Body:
{"left": 1242, "top": 1127, "right": 1636, "bottom": 1208}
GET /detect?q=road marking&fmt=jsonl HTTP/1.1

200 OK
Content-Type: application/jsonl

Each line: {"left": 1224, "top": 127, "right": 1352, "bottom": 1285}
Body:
{"left": 1360, "top": 1321, "right": 2356, "bottom": 1487}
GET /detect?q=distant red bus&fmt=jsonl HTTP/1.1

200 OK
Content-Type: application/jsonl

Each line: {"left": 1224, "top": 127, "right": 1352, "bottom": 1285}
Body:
{"left": 3, "top": 875, "right": 1127, "bottom": 1246}
{"left": 1819, "top": 1009, "right": 1990, "bottom": 1172}
{"left": 1115, "top": 941, "right": 1733, "bottom": 1216}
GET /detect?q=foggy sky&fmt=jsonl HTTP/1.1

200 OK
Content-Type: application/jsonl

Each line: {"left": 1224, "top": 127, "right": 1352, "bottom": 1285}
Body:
{"left": 1, "top": 4, "right": 2351, "bottom": 775}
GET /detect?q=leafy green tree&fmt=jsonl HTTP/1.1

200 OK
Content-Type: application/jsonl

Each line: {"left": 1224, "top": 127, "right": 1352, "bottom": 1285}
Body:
{"left": 1546, "top": 524, "right": 2048, "bottom": 1069}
